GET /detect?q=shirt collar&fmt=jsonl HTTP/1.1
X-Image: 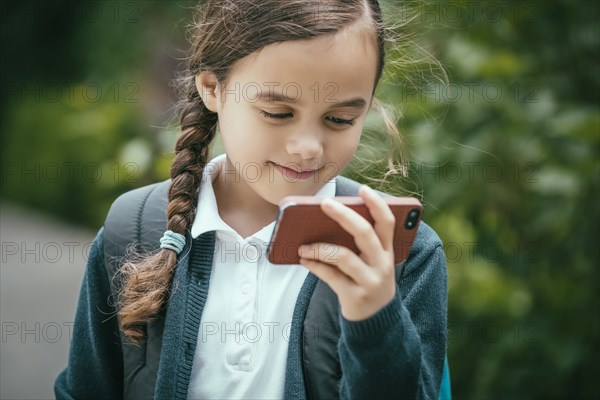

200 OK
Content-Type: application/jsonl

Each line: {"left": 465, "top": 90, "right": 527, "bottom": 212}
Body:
{"left": 191, "top": 153, "right": 337, "bottom": 243}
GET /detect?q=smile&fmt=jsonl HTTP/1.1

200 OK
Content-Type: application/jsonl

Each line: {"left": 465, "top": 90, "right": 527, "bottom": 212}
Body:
{"left": 270, "top": 162, "right": 320, "bottom": 180}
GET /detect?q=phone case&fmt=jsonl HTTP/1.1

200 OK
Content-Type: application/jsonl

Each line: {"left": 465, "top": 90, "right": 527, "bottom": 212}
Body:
{"left": 267, "top": 195, "right": 423, "bottom": 265}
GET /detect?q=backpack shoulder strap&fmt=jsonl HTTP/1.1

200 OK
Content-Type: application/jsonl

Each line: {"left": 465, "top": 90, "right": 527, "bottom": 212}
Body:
{"left": 101, "top": 179, "right": 171, "bottom": 398}
{"left": 103, "top": 179, "right": 171, "bottom": 289}
{"left": 334, "top": 175, "right": 363, "bottom": 196}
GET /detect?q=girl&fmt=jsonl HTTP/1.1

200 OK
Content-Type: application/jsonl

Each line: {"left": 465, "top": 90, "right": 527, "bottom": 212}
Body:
{"left": 55, "top": 0, "right": 448, "bottom": 399}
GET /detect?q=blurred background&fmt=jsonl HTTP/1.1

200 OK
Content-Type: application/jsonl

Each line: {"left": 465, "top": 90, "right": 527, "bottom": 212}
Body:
{"left": 0, "top": 0, "right": 598, "bottom": 399}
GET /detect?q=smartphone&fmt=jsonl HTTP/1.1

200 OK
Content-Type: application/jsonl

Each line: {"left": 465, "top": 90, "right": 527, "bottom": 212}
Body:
{"left": 267, "top": 195, "right": 423, "bottom": 265}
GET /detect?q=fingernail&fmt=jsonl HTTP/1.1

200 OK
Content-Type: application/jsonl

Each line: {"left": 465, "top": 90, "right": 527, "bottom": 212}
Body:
{"left": 299, "top": 245, "right": 308, "bottom": 255}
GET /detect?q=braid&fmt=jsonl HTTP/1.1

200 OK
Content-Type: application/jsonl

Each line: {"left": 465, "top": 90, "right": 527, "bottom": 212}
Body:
{"left": 167, "top": 91, "right": 218, "bottom": 233}
{"left": 118, "top": 85, "right": 217, "bottom": 344}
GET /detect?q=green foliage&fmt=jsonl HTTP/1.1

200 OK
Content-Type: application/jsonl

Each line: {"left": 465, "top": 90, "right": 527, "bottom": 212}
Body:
{"left": 1, "top": 0, "right": 598, "bottom": 397}
{"left": 0, "top": 85, "right": 155, "bottom": 225}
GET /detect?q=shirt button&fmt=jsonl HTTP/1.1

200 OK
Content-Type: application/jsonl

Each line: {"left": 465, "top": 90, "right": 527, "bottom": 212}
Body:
{"left": 246, "top": 243, "right": 259, "bottom": 261}
{"left": 241, "top": 282, "right": 251, "bottom": 295}
{"left": 240, "top": 360, "right": 251, "bottom": 371}
{"left": 227, "top": 355, "right": 239, "bottom": 365}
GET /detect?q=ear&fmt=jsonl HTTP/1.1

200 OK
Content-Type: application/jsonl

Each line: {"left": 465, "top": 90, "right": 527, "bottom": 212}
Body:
{"left": 195, "top": 71, "right": 219, "bottom": 113}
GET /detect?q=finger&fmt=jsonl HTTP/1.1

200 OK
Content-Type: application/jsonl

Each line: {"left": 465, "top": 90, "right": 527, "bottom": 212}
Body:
{"left": 299, "top": 243, "right": 375, "bottom": 286}
{"left": 359, "top": 185, "right": 395, "bottom": 253}
{"left": 299, "top": 257, "right": 357, "bottom": 295}
{"left": 320, "top": 198, "right": 384, "bottom": 265}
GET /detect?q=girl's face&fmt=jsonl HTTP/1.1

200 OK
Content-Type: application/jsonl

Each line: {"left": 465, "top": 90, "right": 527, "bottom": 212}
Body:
{"left": 198, "top": 23, "right": 378, "bottom": 208}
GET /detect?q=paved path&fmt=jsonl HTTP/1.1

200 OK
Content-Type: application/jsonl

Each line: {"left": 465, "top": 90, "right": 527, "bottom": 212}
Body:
{"left": 1, "top": 202, "right": 95, "bottom": 399}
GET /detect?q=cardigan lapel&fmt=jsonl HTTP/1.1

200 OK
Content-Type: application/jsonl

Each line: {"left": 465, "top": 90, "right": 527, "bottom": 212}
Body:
{"left": 155, "top": 231, "right": 216, "bottom": 400}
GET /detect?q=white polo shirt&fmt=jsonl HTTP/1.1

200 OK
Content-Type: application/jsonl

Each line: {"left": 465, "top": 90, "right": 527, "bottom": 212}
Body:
{"left": 187, "top": 153, "right": 336, "bottom": 400}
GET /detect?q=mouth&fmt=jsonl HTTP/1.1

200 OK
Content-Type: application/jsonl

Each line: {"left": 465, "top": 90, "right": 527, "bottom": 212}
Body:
{"left": 270, "top": 162, "right": 320, "bottom": 180}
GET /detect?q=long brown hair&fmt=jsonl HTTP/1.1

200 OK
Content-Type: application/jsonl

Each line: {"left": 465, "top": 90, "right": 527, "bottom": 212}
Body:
{"left": 118, "top": 0, "right": 405, "bottom": 344}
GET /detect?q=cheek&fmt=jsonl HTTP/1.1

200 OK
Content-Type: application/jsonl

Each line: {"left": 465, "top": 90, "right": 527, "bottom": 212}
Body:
{"left": 218, "top": 106, "right": 261, "bottom": 148}
{"left": 331, "top": 129, "right": 361, "bottom": 159}
{"left": 324, "top": 132, "right": 361, "bottom": 174}
{"left": 338, "top": 143, "right": 359, "bottom": 170}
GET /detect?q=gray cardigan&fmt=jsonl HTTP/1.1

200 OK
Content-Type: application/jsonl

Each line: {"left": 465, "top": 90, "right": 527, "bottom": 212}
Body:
{"left": 55, "top": 179, "right": 448, "bottom": 399}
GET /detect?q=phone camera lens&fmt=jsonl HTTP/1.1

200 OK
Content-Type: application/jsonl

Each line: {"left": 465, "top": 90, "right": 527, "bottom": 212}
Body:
{"left": 404, "top": 208, "right": 420, "bottom": 230}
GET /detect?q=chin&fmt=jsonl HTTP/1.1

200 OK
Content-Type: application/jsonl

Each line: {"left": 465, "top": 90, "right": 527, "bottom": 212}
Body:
{"left": 258, "top": 183, "right": 310, "bottom": 206}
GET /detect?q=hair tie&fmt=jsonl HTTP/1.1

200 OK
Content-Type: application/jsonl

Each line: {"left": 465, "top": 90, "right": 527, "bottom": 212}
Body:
{"left": 160, "top": 230, "right": 186, "bottom": 254}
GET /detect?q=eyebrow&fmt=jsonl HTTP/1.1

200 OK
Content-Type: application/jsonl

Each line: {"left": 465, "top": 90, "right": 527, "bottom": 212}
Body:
{"left": 256, "top": 91, "right": 367, "bottom": 110}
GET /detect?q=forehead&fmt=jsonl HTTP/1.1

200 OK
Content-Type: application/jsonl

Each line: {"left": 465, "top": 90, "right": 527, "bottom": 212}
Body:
{"left": 226, "top": 27, "right": 379, "bottom": 103}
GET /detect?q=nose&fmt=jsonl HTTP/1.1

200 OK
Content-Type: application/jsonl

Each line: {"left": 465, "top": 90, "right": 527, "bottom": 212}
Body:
{"left": 285, "top": 125, "right": 324, "bottom": 160}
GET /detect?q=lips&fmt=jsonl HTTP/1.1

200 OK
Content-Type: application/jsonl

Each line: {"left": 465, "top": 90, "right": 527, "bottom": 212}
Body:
{"left": 270, "top": 162, "right": 320, "bottom": 180}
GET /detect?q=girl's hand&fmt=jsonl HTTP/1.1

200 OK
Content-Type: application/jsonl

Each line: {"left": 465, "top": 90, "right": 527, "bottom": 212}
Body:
{"left": 298, "top": 185, "right": 397, "bottom": 321}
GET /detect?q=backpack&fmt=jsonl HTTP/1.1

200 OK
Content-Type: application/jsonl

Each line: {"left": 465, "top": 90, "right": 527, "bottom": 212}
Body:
{"left": 103, "top": 178, "right": 451, "bottom": 399}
